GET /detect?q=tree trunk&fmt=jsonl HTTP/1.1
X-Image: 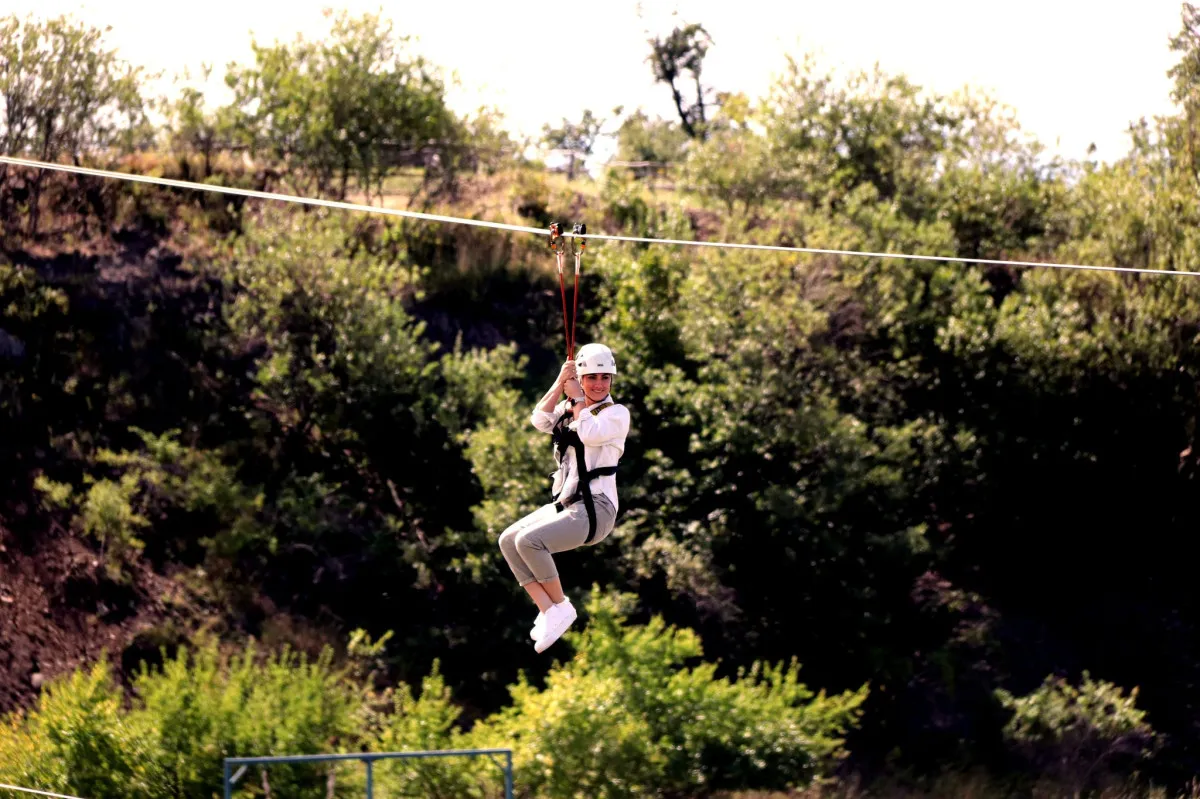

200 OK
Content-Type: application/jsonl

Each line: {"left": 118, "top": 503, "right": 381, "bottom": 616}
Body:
{"left": 671, "top": 81, "right": 696, "bottom": 139}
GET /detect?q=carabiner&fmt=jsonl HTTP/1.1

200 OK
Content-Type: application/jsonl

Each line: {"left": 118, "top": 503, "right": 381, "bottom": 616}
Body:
{"left": 571, "top": 223, "right": 586, "bottom": 273}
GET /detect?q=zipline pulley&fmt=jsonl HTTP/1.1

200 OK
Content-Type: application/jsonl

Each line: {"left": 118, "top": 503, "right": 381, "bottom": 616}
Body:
{"left": 550, "top": 222, "right": 586, "bottom": 361}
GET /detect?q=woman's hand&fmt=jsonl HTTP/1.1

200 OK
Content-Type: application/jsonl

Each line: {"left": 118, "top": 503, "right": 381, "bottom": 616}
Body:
{"left": 556, "top": 360, "right": 577, "bottom": 388}
{"left": 564, "top": 377, "right": 584, "bottom": 400}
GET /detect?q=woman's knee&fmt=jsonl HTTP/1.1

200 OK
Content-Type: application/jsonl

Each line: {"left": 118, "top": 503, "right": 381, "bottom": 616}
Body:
{"left": 498, "top": 526, "right": 520, "bottom": 554}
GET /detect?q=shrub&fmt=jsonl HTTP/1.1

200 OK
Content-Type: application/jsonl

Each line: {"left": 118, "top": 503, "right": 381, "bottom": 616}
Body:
{"left": 131, "top": 636, "right": 360, "bottom": 798}
{"left": 476, "top": 589, "right": 868, "bottom": 798}
{"left": 996, "top": 671, "right": 1158, "bottom": 794}
{"left": 0, "top": 662, "right": 166, "bottom": 799}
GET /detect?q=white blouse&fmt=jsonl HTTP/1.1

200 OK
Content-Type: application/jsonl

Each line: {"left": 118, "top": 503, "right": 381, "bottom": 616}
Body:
{"left": 530, "top": 395, "right": 630, "bottom": 513}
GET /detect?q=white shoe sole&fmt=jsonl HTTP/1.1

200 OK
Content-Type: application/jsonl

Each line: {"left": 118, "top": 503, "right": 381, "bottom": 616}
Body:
{"left": 534, "top": 604, "right": 577, "bottom": 653}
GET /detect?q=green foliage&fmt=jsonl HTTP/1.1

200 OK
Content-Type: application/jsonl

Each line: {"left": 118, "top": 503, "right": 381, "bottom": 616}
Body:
{"left": 0, "top": 601, "right": 861, "bottom": 798}
{"left": 1167, "top": 3, "right": 1200, "bottom": 181}
{"left": 509, "top": 169, "right": 554, "bottom": 224}
{"left": 0, "top": 13, "right": 150, "bottom": 161}
{"left": 478, "top": 590, "right": 867, "bottom": 798}
{"left": 997, "top": 673, "right": 1158, "bottom": 794}
{"left": 160, "top": 65, "right": 238, "bottom": 178}
{"left": 683, "top": 124, "right": 788, "bottom": 214}
{"left": 460, "top": 106, "right": 521, "bottom": 175}
{"left": 462, "top": 379, "right": 552, "bottom": 547}
{"left": 647, "top": 22, "right": 716, "bottom": 139}
{"left": 0, "top": 636, "right": 361, "bottom": 799}
{"left": 33, "top": 474, "right": 73, "bottom": 510}
{"left": 614, "top": 110, "right": 689, "bottom": 164}
{"left": 542, "top": 108, "right": 605, "bottom": 180}
{"left": 599, "top": 169, "right": 693, "bottom": 239}
{"left": 224, "top": 9, "right": 456, "bottom": 199}
{"left": 484, "top": 670, "right": 664, "bottom": 799}
{"left": 0, "top": 662, "right": 167, "bottom": 799}
{"left": 437, "top": 340, "right": 526, "bottom": 439}
{"left": 0, "top": 13, "right": 151, "bottom": 234}
{"left": 34, "top": 427, "right": 266, "bottom": 573}
{"left": 13, "top": 8, "right": 1200, "bottom": 791}
{"left": 224, "top": 209, "right": 432, "bottom": 427}
{"left": 111, "top": 428, "right": 266, "bottom": 559}
{"left": 131, "top": 636, "right": 359, "bottom": 798}
{"left": 79, "top": 474, "right": 149, "bottom": 571}
{"left": 371, "top": 665, "right": 496, "bottom": 799}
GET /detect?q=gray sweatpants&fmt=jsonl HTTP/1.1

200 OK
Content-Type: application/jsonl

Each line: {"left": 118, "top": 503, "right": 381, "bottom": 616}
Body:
{"left": 498, "top": 493, "right": 617, "bottom": 585}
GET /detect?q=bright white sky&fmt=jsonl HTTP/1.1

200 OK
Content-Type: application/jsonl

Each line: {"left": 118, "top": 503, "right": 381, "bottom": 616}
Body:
{"left": 1, "top": 0, "right": 1188, "bottom": 164}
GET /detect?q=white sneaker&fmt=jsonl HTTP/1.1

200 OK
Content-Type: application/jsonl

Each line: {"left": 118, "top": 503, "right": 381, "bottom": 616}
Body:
{"left": 534, "top": 599, "right": 577, "bottom": 653}
{"left": 530, "top": 611, "right": 545, "bottom": 641}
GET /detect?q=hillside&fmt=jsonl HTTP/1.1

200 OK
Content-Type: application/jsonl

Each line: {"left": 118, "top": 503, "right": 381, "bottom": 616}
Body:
{"left": 5, "top": 6, "right": 1200, "bottom": 795}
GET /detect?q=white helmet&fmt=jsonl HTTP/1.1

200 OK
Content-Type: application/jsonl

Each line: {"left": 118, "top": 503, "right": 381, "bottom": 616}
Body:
{"left": 575, "top": 342, "right": 617, "bottom": 376}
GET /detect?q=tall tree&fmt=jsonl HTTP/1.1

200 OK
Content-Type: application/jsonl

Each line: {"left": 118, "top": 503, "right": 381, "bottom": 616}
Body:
{"left": 1167, "top": 2, "right": 1200, "bottom": 182}
{"left": 541, "top": 108, "right": 605, "bottom": 180}
{"left": 0, "top": 13, "right": 150, "bottom": 233}
{"left": 224, "top": 9, "right": 457, "bottom": 201}
{"left": 647, "top": 23, "right": 715, "bottom": 140}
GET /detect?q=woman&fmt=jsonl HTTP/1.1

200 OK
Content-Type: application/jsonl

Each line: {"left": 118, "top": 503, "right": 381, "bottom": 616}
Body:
{"left": 497, "top": 342, "right": 630, "bottom": 653}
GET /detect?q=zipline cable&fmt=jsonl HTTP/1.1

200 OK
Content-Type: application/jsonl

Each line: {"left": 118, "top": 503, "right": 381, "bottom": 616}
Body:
{"left": 549, "top": 223, "right": 574, "bottom": 359}
{"left": 0, "top": 784, "right": 88, "bottom": 799}
{"left": 3, "top": 155, "right": 1199, "bottom": 279}
{"left": 570, "top": 223, "right": 585, "bottom": 361}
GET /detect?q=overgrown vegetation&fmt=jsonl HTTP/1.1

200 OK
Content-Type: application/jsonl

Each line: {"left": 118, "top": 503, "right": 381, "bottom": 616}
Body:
{"left": 3, "top": 5, "right": 1200, "bottom": 797}
{"left": 0, "top": 594, "right": 860, "bottom": 798}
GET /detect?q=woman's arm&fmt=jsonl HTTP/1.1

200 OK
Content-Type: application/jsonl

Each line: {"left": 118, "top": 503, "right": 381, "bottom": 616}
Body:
{"left": 531, "top": 361, "right": 584, "bottom": 432}
{"left": 536, "top": 360, "right": 580, "bottom": 413}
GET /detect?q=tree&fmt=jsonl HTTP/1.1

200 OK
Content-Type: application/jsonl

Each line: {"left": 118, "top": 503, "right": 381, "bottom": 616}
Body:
{"left": 0, "top": 13, "right": 150, "bottom": 233}
{"left": 1167, "top": 2, "right": 1200, "bottom": 182}
{"left": 614, "top": 109, "right": 689, "bottom": 166}
{"left": 160, "top": 65, "right": 237, "bottom": 179}
{"left": 541, "top": 108, "right": 605, "bottom": 180}
{"left": 647, "top": 23, "right": 716, "bottom": 140}
{"left": 459, "top": 105, "right": 519, "bottom": 176}
{"left": 224, "top": 9, "right": 457, "bottom": 201}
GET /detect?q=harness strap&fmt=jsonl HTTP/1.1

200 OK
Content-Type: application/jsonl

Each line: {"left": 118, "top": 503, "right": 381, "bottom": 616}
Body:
{"left": 554, "top": 438, "right": 618, "bottom": 543}
{"left": 549, "top": 399, "right": 617, "bottom": 543}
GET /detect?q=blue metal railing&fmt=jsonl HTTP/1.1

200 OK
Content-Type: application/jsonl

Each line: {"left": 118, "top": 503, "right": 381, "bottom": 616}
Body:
{"left": 222, "top": 748, "right": 513, "bottom": 799}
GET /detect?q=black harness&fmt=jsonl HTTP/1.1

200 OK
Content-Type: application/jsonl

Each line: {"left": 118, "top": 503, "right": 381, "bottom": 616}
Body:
{"left": 550, "top": 401, "right": 619, "bottom": 543}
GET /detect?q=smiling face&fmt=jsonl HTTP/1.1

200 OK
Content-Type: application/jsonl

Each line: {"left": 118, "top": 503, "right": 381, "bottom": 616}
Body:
{"left": 581, "top": 372, "right": 612, "bottom": 402}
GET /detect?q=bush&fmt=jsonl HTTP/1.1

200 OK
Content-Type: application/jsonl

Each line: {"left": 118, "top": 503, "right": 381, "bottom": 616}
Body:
{"left": 508, "top": 170, "right": 553, "bottom": 225}
{"left": 0, "top": 635, "right": 363, "bottom": 799}
{"left": 0, "top": 662, "right": 166, "bottom": 799}
{"left": 371, "top": 664, "right": 500, "bottom": 799}
{"left": 34, "top": 427, "right": 266, "bottom": 573}
{"left": 131, "top": 636, "right": 360, "bottom": 798}
{"left": 476, "top": 589, "right": 868, "bottom": 798}
{"left": 996, "top": 671, "right": 1158, "bottom": 794}
{"left": 78, "top": 475, "right": 149, "bottom": 574}
{"left": 483, "top": 670, "right": 665, "bottom": 799}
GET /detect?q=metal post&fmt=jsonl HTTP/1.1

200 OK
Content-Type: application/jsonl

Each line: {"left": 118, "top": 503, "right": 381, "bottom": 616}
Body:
{"left": 222, "top": 748, "right": 514, "bottom": 798}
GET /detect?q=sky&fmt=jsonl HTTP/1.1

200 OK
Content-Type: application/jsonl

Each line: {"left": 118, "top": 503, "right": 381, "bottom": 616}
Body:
{"left": 1, "top": 0, "right": 1189, "bottom": 165}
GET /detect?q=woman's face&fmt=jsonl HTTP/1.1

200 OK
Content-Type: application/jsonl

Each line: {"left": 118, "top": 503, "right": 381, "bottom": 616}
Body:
{"left": 581, "top": 372, "right": 612, "bottom": 402}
